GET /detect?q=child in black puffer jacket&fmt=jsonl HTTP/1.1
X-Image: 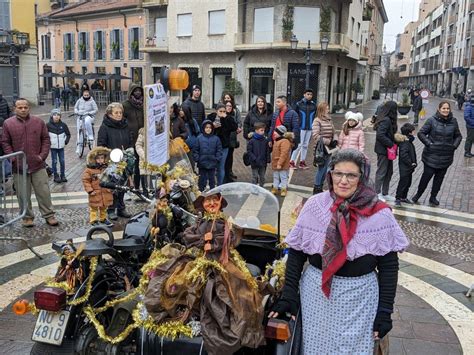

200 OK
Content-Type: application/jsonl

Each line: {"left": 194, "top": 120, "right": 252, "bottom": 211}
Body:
{"left": 247, "top": 122, "right": 270, "bottom": 187}
{"left": 47, "top": 109, "right": 71, "bottom": 183}
{"left": 193, "top": 120, "right": 222, "bottom": 191}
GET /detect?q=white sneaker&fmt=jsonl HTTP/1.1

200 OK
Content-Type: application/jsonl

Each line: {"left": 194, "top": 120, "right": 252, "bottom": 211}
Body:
{"left": 377, "top": 193, "right": 386, "bottom": 202}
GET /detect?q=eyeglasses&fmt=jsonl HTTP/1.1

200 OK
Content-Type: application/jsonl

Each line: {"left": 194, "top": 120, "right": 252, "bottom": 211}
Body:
{"left": 330, "top": 171, "right": 361, "bottom": 183}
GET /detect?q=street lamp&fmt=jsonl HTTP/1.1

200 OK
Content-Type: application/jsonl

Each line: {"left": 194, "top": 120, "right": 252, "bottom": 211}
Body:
{"left": 291, "top": 35, "right": 330, "bottom": 88}
{"left": 0, "top": 31, "right": 29, "bottom": 102}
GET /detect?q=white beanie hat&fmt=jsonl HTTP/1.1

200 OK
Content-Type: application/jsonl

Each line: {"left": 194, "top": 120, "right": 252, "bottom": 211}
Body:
{"left": 354, "top": 112, "right": 364, "bottom": 122}
{"left": 344, "top": 112, "right": 358, "bottom": 122}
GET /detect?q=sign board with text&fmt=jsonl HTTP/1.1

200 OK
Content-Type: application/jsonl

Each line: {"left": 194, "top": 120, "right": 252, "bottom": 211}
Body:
{"left": 144, "top": 83, "right": 169, "bottom": 166}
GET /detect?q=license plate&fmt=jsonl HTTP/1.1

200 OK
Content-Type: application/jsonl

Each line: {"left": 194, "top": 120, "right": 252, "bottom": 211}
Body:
{"left": 32, "top": 310, "right": 70, "bottom": 345}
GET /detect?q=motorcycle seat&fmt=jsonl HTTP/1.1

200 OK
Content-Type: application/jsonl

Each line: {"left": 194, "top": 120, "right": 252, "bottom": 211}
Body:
{"left": 113, "top": 238, "right": 147, "bottom": 252}
{"left": 81, "top": 238, "right": 116, "bottom": 256}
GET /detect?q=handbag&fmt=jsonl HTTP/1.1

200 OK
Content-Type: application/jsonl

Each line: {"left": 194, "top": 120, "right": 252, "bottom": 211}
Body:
{"left": 387, "top": 144, "right": 398, "bottom": 161}
{"left": 229, "top": 131, "right": 240, "bottom": 149}
{"left": 313, "top": 137, "right": 327, "bottom": 167}
{"left": 313, "top": 121, "right": 327, "bottom": 167}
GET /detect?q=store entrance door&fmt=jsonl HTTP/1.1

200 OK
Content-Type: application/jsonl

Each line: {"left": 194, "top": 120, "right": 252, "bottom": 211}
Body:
{"left": 287, "top": 63, "right": 318, "bottom": 106}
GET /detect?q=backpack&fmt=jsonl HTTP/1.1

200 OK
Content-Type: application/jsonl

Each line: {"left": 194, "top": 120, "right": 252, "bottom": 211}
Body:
{"left": 243, "top": 152, "right": 251, "bottom": 166}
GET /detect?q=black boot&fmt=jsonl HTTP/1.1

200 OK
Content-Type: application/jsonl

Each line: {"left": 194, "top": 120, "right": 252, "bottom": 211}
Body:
{"left": 60, "top": 175, "right": 68, "bottom": 183}
{"left": 313, "top": 185, "right": 323, "bottom": 195}
{"left": 429, "top": 196, "right": 440, "bottom": 206}
{"left": 411, "top": 193, "right": 420, "bottom": 204}
{"left": 53, "top": 174, "right": 61, "bottom": 183}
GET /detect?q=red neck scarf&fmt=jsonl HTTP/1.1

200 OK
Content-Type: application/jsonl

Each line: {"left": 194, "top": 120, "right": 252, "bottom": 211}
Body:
{"left": 321, "top": 187, "right": 389, "bottom": 298}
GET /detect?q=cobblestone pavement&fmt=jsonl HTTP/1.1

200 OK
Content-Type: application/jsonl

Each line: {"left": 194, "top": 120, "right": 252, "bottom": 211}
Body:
{"left": 0, "top": 99, "right": 472, "bottom": 354}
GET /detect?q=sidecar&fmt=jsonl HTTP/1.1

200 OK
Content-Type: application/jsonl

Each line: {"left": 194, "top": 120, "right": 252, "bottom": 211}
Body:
{"left": 137, "top": 182, "right": 301, "bottom": 355}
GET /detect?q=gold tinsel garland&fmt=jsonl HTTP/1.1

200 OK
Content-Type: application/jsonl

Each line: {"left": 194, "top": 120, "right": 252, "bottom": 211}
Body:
{"left": 186, "top": 256, "right": 227, "bottom": 285}
{"left": 263, "top": 258, "right": 286, "bottom": 291}
{"left": 230, "top": 250, "right": 258, "bottom": 291}
{"left": 45, "top": 257, "right": 98, "bottom": 306}
{"left": 140, "top": 161, "right": 170, "bottom": 175}
{"left": 45, "top": 280, "right": 75, "bottom": 295}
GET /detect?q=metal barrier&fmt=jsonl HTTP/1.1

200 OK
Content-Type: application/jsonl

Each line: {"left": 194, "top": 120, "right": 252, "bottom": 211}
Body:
{"left": 0, "top": 151, "right": 42, "bottom": 258}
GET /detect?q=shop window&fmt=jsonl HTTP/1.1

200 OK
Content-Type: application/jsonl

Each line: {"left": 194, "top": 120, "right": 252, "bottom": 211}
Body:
{"left": 249, "top": 68, "right": 275, "bottom": 107}
{"left": 212, "top": 67, "right": 232, "bottom": 107}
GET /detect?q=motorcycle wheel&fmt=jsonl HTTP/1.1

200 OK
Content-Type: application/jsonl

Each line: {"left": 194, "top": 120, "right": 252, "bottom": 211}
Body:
{"left": 30, "top": 339, "right": 75, "bottom": 355}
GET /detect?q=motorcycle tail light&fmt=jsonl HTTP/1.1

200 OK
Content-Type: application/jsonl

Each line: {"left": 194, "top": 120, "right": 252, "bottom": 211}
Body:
{"left": 34, "top": 287, "right": 67, "bottom": 312}
{"left": 12, "top": 299, "right": 30, "bottom": 315}
{"left": 265, "top": 319, "right": 291, "bottom": 341}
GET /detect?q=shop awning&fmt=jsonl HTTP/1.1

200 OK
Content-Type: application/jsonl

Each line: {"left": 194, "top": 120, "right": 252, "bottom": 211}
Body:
{"left": 177, "top": 64, "right": 202, "bottom": 78}
{"left": 208, "top": 64, "right": 235, "bottom": 78}
{"left": 246, "top": 63, "right": 277, "bottom": 79}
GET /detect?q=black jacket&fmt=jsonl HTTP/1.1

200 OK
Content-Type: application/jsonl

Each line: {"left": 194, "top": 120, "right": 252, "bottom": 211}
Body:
{"left": 207, "top": 112, "right": 238, "bottom": 149}
{"left": 412, "top": 95, "right": 423, "bottom": 112}
{"left": 396, "top": 134, "right": 417, "bottom": 175}
{"left": 122, "top": 83, "right": 144, "bottom": 144}
{"left": 243, "top": 104, "right": 272, "bottom": 139}
{"left": 97, "top": 115, "right": 132, "bottom": 150}
{"left": 0, "top": 97, "right": 11, "bottom": 122}
{"left": 170, "top": 116, "right": 188, "bottom": 140}
{"left": 182, "top": 97, "right": 206, "bottom": 127}
{"left": 374, "top": 116, "right": 396, "bottom": 156}
{"left": 417, "top": 112, "right": 462, "bottom": 169}
{"left": 247, "top": 133, "right": 270, "bottom": 168}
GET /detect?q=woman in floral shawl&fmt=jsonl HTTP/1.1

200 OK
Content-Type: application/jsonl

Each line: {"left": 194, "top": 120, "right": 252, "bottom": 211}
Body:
{"left": 269, "top": 148, "right": 409, "bottom": 354}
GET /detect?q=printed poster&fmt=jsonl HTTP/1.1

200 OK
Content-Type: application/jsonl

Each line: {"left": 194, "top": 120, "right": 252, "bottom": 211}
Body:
{"left": 144, "top": 83, "right": 169, "bottom": 166}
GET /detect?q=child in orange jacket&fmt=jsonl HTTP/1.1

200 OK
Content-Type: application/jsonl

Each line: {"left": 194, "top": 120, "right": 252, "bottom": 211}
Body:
{"left": 271, "top": 125, "right": 294, "bottom": 196}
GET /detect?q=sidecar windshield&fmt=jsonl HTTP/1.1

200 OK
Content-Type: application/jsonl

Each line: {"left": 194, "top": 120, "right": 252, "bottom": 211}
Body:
{"left": 208, "top": 183, "right": 279, "bottom": 234}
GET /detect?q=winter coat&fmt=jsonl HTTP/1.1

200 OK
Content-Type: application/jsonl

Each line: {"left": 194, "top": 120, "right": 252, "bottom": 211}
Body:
{"left": 74, "top": 96, "right": 98, "bottom": 118}
{"left": 193, "top": 121, "right": 222, "bottom": 170}
{"left": 0, "top": 97, "right": 11, "bottom": 121}
{"left": 207, "top": 112, "right": 238, "bottom": 149}
{"left": 122, "top": 83, "right": 144, "bottom": 144}
{"left": 338, "top": 122, "right": 365, "bottom": 152}
{"left": 243, "top": 104, "right": 272, "bottom": 139}
{"left": 412, "top": 95, "right": 423, "bottom": 112}
{"left": 1, "top": 115, "right": 50, "bottom": 173}
{"left": 312, "top": 115, "right": 336, "bottom": 147}
{"left": 135, "top": 128, "right": 149, "bottom": 175}
{"left": 47, "top": 118, "right": 71, "bottom": 149}
{"left": 247, "top": 132, "right": 270, "bottom": 168}
{"left": 184, "top": 118, "right": 200, "bottom": 150}
{"left": 170, "top": 116, "right": 188, "bottom": 140}
{"left": 82, "top": 147, "right": 113, "bottom": 208}
{"left": 418, "top": 112, "right": 462, "bottom": 169}
{"left": 97, "top": 115, "right": 132, "bottom": 150}
{"left": 271, "top": 133, "right": 294, "bottom": 170}
{"left": 182, "top": 97, "right": 206, "bottom": 127}
{"left": 294, "top": 98, "right": 317, "bottom": 130}
{"left": 464, "top": 102, "right": 474, "bottom": 129}
{"left": 374, "top": 116, "right": 397, "bottom": 156}
{"left": 395, "top": 133, "right": 417, "bottom": 176}
{"left": 269, "top": 106, "right": 300, "bottom": 146}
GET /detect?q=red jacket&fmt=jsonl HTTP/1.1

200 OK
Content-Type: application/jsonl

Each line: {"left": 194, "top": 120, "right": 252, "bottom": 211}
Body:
{"left": 1, "top": 115, "right": 51, "bottom": 173}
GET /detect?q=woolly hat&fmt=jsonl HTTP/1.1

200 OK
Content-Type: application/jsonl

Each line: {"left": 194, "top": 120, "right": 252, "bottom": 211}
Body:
{"left": 344, "top": 111, "right": 358, "bottom": 123}
{"left": 192, "top": 84, "right": 201, "bottom": 91}
{"left": 275, "top": 125, "right": 287, "bottom": 136}
{"left": 50, "top": 108, "right": 61, "bottom": 117}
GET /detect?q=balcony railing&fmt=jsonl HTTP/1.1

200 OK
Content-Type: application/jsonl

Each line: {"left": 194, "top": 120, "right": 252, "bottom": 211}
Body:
{"left": 234, "top": 31, "right": 350, "bottom": 52}
{"left": 143, "top": 36, "right": 168, "bottom": 52}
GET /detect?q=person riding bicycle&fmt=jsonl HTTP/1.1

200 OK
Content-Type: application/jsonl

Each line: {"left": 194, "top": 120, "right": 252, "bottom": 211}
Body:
{"left": 74, "top": 89, "right": 98, "bottom": 155}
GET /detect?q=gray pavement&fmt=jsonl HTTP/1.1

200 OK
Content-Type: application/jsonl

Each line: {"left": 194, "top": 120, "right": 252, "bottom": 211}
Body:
{"left": 0, "top": 98, "right": 472, "bottom": 354}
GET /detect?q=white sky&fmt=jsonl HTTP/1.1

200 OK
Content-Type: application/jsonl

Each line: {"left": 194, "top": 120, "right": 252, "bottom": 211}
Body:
{"left": 382, "top": 0, "right": 422, "bottom": 51}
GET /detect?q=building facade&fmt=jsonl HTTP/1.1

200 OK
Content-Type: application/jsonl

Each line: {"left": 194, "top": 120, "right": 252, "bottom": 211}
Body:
{"left": 398, "top": 0, "right": 474, "bottom": 96}
{"left": 142, "top": 0, "right": 383, "bottom": 111}
{"left": 37, "top": 0, "right": 147, "bottom": 102}
{"left": 0, "top": 0, "right": 51, "bottom": 104}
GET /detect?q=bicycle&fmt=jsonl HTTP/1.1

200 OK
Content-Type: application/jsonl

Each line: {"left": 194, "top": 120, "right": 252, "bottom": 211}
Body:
{"left": 69, "top": 113, "right": 95, "bottom": 158}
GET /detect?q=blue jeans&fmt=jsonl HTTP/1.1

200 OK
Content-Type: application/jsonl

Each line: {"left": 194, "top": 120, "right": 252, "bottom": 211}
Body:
{"left": 314, "top": 156, "right": 330, "bottom": 186}
{"left": 217, "top": 148, "right": 229, "bottom": 185}
{"left": 51, "top": 148, "right": 65, "bottom": 176}
{"left": 198, "top": 168, "right": 216, "bottom": 191}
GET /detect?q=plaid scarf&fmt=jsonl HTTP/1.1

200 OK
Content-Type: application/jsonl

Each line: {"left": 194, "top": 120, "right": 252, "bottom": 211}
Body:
{"left": 321, "top": 181, "right": 389, "bottom": 298}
